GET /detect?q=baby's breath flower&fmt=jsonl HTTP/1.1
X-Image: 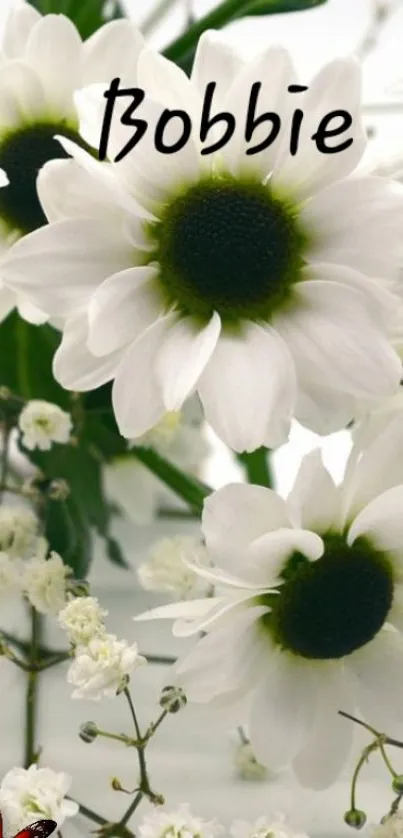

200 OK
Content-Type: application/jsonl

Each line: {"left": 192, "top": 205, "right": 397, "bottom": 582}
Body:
{"left": 67, "top": 633, "right": 146, "bottom": 700}
{"left": 0, "top": 764, "right": 78, "bottom": 834}
{"left": 23, "top": 550, "right": 70, "bottom": 614}
{"left": 0, "top": 506, "right": 38, "bottom": 557}
{"left": 138, "top": 536, "right": 212, "bottom": 600}
{"left": 59, "top": 596, "right": 108, "bottom": 646}
{"left": 137, "top": 803, "right": 224, "bottom": 838}
{"left": 19, "top": 400, "right": 72, "bottom": 451}
{"left": 372, "top": 813, "right": 403, "bottom": 838}
{"left": 230, "top": 814, "right": 310, "bottom": 838}
{"left": 234, "top": 742, "right": 268, "bottom": 781}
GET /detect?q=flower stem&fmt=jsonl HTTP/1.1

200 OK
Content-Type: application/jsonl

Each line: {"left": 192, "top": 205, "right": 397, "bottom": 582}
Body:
{"left": 73, "top": 801, "right": 110, "bottom": 827}
{"left": 237, "top": 448, "right": 273, "bottom": 488}
{"left": 131, "top": 447, "right": 211, "bottom": 512}
{"left": 24, "top": 607, "right": 42, "bottom": 768}
{"left": 0, "top": 423, "right": 11, "bottom": 502}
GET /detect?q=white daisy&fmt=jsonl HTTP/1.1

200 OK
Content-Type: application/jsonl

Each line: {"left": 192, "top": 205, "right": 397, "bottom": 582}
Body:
{"left": 135, "top": 414, "right": 403, "bottom": 789}
{"left": 0, "top": 1, "right": 143, "bottom": 322}
{"left": 3, "top": 35, "right": 403, "bottom": 450}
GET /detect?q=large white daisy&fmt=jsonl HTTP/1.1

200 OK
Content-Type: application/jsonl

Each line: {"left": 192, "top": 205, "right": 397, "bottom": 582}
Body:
{"left": 0, "top": 1, "right": 143, "bottom": 322}
{"left": 135, "top": 413, "right": 403, "bottom": 789}
{"left": 3, "top": 34, "right": 403, "bottom": 448}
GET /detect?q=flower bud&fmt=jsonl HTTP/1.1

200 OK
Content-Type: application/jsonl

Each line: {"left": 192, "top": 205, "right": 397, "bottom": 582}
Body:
{"left": 392, "top": 775, "right": 403, "bottom": 794}
{"left": 79, "top": 722, "right": 98, "bottom": 743}
{"left": 159, "top": 685, "right": 187, "bottom": 713}
{"left": 48, "top": 479, "right": 70, "bottom": 501}
{"left": 111, "top": 777, "right": 124, "bottom": 791}
{"left": 68, "top": 580, "right": 91, "bottom": 598}
{"left": 344, "top": 810, "right": 366, "bottom": 829}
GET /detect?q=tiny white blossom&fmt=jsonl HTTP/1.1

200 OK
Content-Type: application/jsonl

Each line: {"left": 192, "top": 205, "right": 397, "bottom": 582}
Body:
{"left": 23, "top": 551, "right": 70, "bottom": 615}
{"left": 19, "top": 400, "right": 72, "bottom": 451}
{"left": 230, "top": 814, "right": 310, "bottom": 838}
{"left": 0, "top": 764, "right": 79, "bottom": 834}
{"left": 59, "top": 596, "right": 108, "bottom": 645}
{"left": 137, "top": 803, "right": 224, "bottom": 838}
{"left": 372, "top": 813, "right": 403, "bottom": 838}
{"left": 234, "top": 742, "right": 268, "bottom": 781}
{"left": 138, "top": 536, "right": 212, "bottom": 600}
{"left": 67, "top": 633, "right": 146, "bottom": 700}
{"left": 0, "top": 506, "right": 38, "bottom": 557}
{"left": 0, "top": 552, "right": 23, "bottom": 599}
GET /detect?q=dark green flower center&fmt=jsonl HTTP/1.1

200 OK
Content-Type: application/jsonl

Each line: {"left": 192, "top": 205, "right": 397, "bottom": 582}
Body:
{"left": 147, "top": 176, "right": 308, "bottom": 323}
{"left": 260, "top": 535, "right": 394, "bottom": 660}
{"left": 0, "top": 122, "right": 84, "bottom": 235}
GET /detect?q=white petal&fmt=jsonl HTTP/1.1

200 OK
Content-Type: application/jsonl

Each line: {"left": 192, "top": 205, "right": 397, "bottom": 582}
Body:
{"left": 156, "top": 313, "right": 221, "bottom": 411}
{"left": 0, "top": 60, "right": 46, "bottom": 123}
{"left": 202, "top": 482, "right": 290, "bottom": 570}
{"left": 173, "top": 593, "right": 259, "bottom": 638}
{"left": 198, "top": 322, "right": 297, "bottom": 453}
{"left": 111, "top": 94, "right": 202, "bottom": 201}
{"left": 272, "top": 59, "right": 365, "bottom": 200}
{"left": 293, "top": 663, "right": 354, "bottom": 789}
{"left": 25, "top": 14, "right": 81, "bottom": 116}
{"left": 134, "top": 597, "right": 222, "bottom": 623}
{"left": 88, "top": 266, "right": 162, "bottom": 357}
{"left": 350, "top": 629, "right": 403, "bottom": 728}
{"left": 182, "top": 551, "right": 276, "bottom": 590}
{"left": 37, "top": 158, "right": 122, "bottom": 223}
{"left": 3, "top": 5, "right": 41, "bottom": 60}
{"left": 342, "top": 414, "right": 403, "bottom": 522}
{"left": 17, "top": 298, "right": 48, "bottom": 324}
{"left": 245, "top": 528, "right": 324, "bottom": 586}
{"left": 302, "top": 176, "right": 403, "bottom": 279}
{"left": 249, "top": 651, "right": 318, "bottom": 770}
{"left": 277, "top": 279, "right": 401, "bottom": 398}
{"left": 388, "top": 585, "right": 403, "bottom": 633}
{"left": 2, "top": 218, "right": 133, "bottom": 316}
{"left": 0, "top": 283, "right": 16, "bottom": 321}
{"left": 137, "top": 48, "right": 201, "bottom": 119}
{"left": 295, "top": 376, "right": 356, "bottom": 435}
{"left": 222, "top": 46, "right": 296, "bottom": 178}
{"left": 287, "top": 449, "right": 340, "bottom": 532}
{"left": 112, "top": 314, "right": 176, "bottom": 438}
{"left": 82, "top": 20, "right": 144, "bottom": 85}
{"left": 175, "top": 606, "right": 268, "bottom": 702}
{"left": 348, "top": 485, "right": 403, "bottom": 565}
{"left": 191, "top": 31, "right": 243, "bottom": 108}
{"left": 53, "top": 313, "right": 120, "bottom": 391}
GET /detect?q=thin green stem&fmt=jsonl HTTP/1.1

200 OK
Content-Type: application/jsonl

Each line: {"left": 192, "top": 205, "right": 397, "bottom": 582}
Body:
{"left": 0, "top": 424, "right": 11, "bottom": 502}
{"left": 350, "top": 741, "right": 379, "bottom": 812}
{"left": 73, "top": 801, "right": 110, "bottom": 827}
{"left": 119, "top": 792, "right": 143, "bottom": 828}
{"left": 24, "top": 608, "right": 42, "bottom": 768}
{"left": 131, "top": 447, "right": 211, "bottom": 512}
{"left": 144, "top": 653, "right": 176, "bottom": 665}
{"left": 379, "top": 743, "right": 398, "bottom": 778}
{"left": 145, "top": 709, "right": 168, "bottom": 739}
{"left": 237, "top": 448, "right": 273, "bottom": 488}
{"left": 96, "top": 729, "right": 138, "bottom": 747}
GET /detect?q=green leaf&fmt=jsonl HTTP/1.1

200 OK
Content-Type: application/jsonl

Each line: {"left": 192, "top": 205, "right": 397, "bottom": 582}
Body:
{"left": 28, "top": 0, "right": 126, "bottom": 40}
{"left": 163, "top": 0, "right": 328, "bottom": 67}
{"left": 43, "top": 495, "right": 93, "bottom": 578}
{"left": 0, "top": 312, "right": 69, "bottom": 406}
